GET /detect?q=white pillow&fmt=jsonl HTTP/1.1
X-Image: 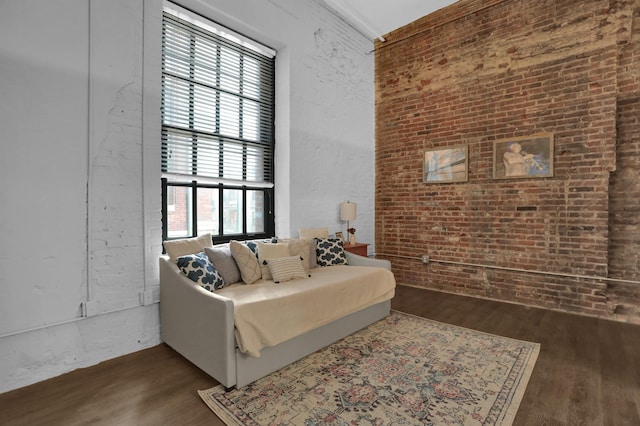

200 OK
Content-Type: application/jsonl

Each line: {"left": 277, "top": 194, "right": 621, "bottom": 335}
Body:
{"left": 298, "top": 227, "right": 329, "bottom": 240}
{"left": 163, "top": 233, "right": 213, "bottom": 262}
{"left": 230, "top": 240, "right": 261, "bottom": 284}
{"left": 266, "top": 256, "right": 309, "bottom": 283}
{"left": 280, "top": 238, "right": 311, "bottom": 272}
{"left": 257, "top": 242, "right": 291, "bottom": 280}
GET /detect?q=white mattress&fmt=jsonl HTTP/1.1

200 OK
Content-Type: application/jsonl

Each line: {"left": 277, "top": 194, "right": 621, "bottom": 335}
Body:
{"left": 216, "top": 265, "right": 396, "bottom": 357}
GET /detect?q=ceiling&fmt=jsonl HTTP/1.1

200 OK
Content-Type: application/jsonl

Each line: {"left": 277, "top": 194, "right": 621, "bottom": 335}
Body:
{"left": 323, "top": 0, "right": 459, "bottom": 41}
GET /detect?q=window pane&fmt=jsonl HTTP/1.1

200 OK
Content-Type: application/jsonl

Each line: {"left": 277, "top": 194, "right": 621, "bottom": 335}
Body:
{"left": 223, "top": 189, "right": 243, "bottom": 234}
{"left": 193, "top": 85, "right": 218, "bottom": 133}
{"left": 242, "top": 99, "right": 259, "bottom": 141}
{"left": 193, "top": 37, "right": 219, "bottom": 87}
{"left": 247, "top": 191, "right": 265, "bottom": 233}
{"left": 194, "top": 136, "right": 221, "bottom": 178}
{"left": 242, "top": 56, "right": 260, "bottom": 99}
{"left": 245, "top": 145, "right": 263, "bottom": 181}
{"left": 196, "top": 187, "right": 219, "bottom": 235}
{"left": 219, "top": 48, "right": 240, "bottom": 93}
{"left": 163, "top": 131, "right": 194, "bottom": 174}
{"left": 167, "top": 186, "right": 192, "bottom": 238}
{"left": 162, "top": 76, "right": 191, "bottom": 128}
{"left": 222, "top": 140, "right": 244, "bottom": 180}
{"left": 163, "top": 23, "right": 191, "bottom": 78}
{"left": 219, "top": 92, "right": 240, "bottom": 138}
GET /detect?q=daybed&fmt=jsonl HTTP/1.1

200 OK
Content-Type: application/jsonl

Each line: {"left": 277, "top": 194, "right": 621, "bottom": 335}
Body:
{"left": 159, "top": 235, "right": 396, "bottom": 389}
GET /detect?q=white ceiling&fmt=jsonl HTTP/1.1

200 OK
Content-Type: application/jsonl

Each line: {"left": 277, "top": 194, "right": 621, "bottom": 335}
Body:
{"left": 324, "top": 0, "right": 458, "bottom": 41}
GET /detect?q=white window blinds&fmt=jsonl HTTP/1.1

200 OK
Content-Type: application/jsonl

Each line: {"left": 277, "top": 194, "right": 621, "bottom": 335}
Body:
{"left": 161, "top": 6, "right": 275, "bottom": 185}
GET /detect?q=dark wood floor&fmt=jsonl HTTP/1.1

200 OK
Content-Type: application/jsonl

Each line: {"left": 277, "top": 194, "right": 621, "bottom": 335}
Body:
{"left": 1, "top": 284, "right": 639, "bottom": 425}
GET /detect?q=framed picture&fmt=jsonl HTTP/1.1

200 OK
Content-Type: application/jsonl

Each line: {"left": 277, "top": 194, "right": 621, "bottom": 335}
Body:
{"left": 335, "top": 231, "right": 344, "bottom": 241}
{"left": 493, "top": 133, "right": 554, "bottom": 179}
{"left": 423, "top": 145, "right": 468, "bottom": 183}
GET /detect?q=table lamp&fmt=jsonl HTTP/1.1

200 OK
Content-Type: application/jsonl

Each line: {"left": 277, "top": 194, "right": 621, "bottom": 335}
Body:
{"left": 340, "top": 201, "right": 356, "bottom": 243}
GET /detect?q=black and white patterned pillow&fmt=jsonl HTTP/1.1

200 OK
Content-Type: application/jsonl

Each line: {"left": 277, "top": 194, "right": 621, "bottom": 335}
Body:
{"left": 176, "top": 252, "right": 225, "bottom": 291}
{"left": 315, "top": 238, "right": 347, "bottom": 267}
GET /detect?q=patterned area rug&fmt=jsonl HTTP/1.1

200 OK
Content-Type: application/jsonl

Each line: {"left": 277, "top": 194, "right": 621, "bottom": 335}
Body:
{"left": 199, "top": 311, "right": 540, "bottom": 425}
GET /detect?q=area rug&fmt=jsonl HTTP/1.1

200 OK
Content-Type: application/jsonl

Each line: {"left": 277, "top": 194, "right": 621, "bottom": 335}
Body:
{"left": 198, "top": 311, "right": 540, "bottom": 425}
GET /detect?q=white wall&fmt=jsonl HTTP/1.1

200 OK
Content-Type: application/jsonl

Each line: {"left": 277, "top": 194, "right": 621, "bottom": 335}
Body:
{"left": 0, "top": 0, "right": 374, "bottom": 393}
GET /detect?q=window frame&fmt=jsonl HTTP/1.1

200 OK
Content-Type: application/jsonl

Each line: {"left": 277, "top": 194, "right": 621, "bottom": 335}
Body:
{"left": 160, "top": 3, "right": 275, "bottom": 243}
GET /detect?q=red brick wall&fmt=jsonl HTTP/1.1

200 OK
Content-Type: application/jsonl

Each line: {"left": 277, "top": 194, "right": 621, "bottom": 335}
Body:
{"left": 608, "top": 3, "right": 640, "bottom": 319}
{"left": 375, "top": 0, "right": 640, "bottom": 322}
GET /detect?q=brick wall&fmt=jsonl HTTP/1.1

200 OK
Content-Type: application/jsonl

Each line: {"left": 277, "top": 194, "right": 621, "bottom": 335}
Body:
{"left": 375, "top": 0, "right": 640, "bottom": 323}
{"left": 608, "top": 3, "right": 640, "bottom": 319}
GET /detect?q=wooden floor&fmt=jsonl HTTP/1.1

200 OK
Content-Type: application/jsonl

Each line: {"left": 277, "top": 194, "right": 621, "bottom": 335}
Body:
{"left": 1, "top": 284, "right": 639, "bottom": 425}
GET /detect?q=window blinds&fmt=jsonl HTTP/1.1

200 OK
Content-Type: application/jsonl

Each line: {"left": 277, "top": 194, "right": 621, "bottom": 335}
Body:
{"left": 161, "top": 8, "right": 275, "bottom": 185}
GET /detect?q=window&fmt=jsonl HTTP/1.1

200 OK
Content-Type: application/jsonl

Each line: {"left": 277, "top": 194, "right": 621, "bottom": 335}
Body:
{"left": 161, "top": 4, "right": 275, "bottom": 243}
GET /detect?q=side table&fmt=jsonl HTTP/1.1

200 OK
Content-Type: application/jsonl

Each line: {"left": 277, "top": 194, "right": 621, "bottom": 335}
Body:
{"left": 343, "top": 242, "right": 369, "bottom": 257}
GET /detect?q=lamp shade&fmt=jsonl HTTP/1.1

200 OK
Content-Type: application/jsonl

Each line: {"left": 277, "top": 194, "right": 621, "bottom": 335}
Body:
{"left": 340, "top": 201, "right": 357, "bottom": 221}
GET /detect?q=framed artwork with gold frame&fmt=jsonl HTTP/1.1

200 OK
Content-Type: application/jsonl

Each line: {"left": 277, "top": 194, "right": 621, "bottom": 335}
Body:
{"left": 493, "top": 133, "right": 554, "bottom": 179}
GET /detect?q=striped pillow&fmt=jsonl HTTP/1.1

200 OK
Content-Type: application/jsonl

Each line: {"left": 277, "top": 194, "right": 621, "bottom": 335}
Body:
{"left": 266, "top": 256, "right": 310, "bottom": 283}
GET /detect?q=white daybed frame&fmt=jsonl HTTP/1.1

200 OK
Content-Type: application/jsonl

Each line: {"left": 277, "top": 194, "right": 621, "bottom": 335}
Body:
{"left": 160, "top": 251, "right": 392, "bottom": 388}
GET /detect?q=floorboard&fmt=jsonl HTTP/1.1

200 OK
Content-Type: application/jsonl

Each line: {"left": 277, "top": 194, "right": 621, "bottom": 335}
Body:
{"left": 1, "top": 284, "right": 639, "bottom": 425}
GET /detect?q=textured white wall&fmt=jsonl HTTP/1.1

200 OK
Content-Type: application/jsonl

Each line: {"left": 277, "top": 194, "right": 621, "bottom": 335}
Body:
{"left": 0, "top": 0, "right": 165, "bottom": 394}
{"left": 0, "top": 0, "right": 374, "bottom": 393}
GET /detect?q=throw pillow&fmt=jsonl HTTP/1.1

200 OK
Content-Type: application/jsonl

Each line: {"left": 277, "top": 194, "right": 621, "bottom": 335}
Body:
{"left": 266, "top": 256, "right": 310, "bottom": 283}
{"left": 230, "top": 240, "right": 262, "bottom": 284}
{"left": 204, "top": 245, "right": 241, "bottom": 285}
{"left": 281, "top": 238, "right": 311, "bottom": 273}
{"left": 298, "top": 227, "right": 329, "bottom": 241}
{"left": 176, "top": 252, "right": 225, "bottom": 291}
{"left": 244, "top": 238, "right": 278, "bottom": 258}
{"left": 163, "top": 233, "right": 213, "bottom": 262}
{"left": 257, "top": 242, "right": 291, "bottom": 280}
{"left": 315, "top": 238, "right": 348, "bottom": 267}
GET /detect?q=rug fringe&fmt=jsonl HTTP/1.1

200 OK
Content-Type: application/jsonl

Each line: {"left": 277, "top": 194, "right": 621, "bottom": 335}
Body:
{"left": 198, "top": 386, "right": 245, "bottom": 426}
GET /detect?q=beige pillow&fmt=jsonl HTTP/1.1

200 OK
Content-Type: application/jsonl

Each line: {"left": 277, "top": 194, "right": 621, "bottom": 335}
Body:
{"left": 257, "top": 242, "right": 291, "bottom": 280}
{"left": 230, "top": 241, "right": 262, "bottom": 284}
{"left": 298, "top": 227, "right": 329, "bottom": 240}
{"left": 281, "top": 239, "right": 311, "bottom": 273}
{"left": 266, "top": 256, "right": 309, "bottom": 283}
{"left": 163, "top": 233, "right": 213, "bottom": 262}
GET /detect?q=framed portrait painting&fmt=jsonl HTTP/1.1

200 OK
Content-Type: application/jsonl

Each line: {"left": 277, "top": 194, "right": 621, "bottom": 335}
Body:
{"left": 423, "top": 145, "right": 468, "bottom": 183}
{"left": 493, "top": 133, "right": 554, "bottom": 179}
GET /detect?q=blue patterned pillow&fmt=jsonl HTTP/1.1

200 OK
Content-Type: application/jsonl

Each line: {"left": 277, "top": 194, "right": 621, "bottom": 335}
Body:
{"left": 315, "top": 238, "right": 347, "bottom": 267}
{"left": 176, "top": 252, "right": 225, "bottom": 291}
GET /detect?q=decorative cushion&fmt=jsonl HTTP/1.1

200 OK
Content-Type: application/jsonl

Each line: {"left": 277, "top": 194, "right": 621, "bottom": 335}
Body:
{"left": 281, "top": 238, "right": 311, "bottom": 273}
{"left": 257, "top": 242, "right": 291, "bottom": 280}
{"left": 176, "top": 252, "right": 225, "bottom": 291}
{"left": 163, "top": 233, "right": 213, "bottom": 262}
{"left": 315, "top": 238, "right": 348, "bottom": 267}
{"left": 244, "top": 238, "right": 278, "bottom": 258}
{"left": 298, "top": 227, "right": 329, "bottom": 241}
{"left": 204, "top": 245, "right": 241, "bottom": 285}
{"left": 230, "top": 240, "right": 262, "bottom": 284}
{"left": 266, "top": 256, "right": 310, "bottom": 283}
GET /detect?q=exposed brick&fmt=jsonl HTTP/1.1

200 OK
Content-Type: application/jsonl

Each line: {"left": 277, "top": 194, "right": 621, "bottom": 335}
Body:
{"left": 376, "top": 0, "right": 640, "bottom": 323}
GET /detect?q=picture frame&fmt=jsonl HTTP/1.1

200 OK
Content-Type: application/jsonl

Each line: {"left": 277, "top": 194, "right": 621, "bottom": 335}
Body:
{"left": 493, "top": 133, "right": 554, "bottom": 179}
{"left": 423, "top": 145, "right": 468, "bottom": 183}
{"left": 335, "top": 231, "right": 344, "bottom": 241}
